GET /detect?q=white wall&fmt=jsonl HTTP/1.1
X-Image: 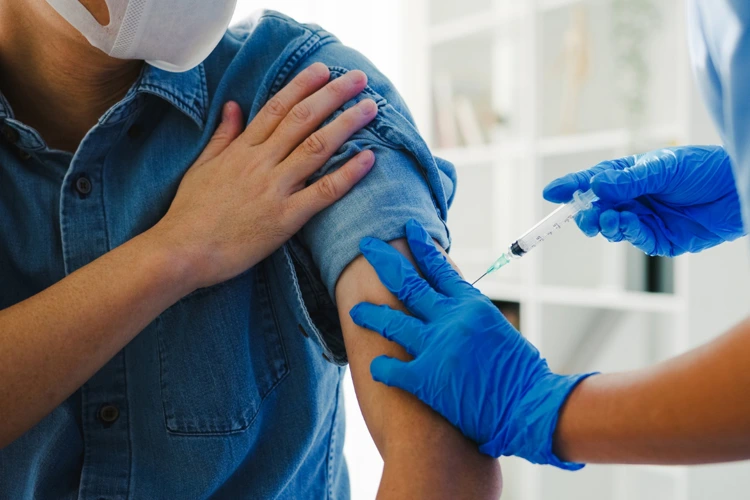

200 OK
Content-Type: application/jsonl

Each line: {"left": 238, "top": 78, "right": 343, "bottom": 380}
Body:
{"left": 231, "top": 1, "right": 406, "bottom": 92}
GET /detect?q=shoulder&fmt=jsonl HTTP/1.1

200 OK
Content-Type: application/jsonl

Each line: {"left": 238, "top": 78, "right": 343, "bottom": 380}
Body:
{"left": 204, "top": 10, "right": 414, "bottom": 124}
{"left": 202, "top": 12, "right": 456, "bottom": 303}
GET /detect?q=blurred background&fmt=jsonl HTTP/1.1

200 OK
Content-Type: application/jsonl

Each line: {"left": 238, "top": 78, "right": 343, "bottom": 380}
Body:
{"left": 233, "top": 1, "right": 750, "bottom": 499}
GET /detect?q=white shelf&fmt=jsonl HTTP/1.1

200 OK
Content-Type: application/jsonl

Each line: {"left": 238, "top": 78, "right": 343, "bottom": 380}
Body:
{"left": 538, "top": 125, "right": 681, "bottom": 157}
{"left": 476, "top": 282, "right": 685, "bottom": 314}
{"left": 433, "top": 142, "right": 526, "bottom": 165}
{"left": 628, "top": 465, "right": 690, "bottom": 480}
{"left": 474, "top": 281, "right": 524, "bottom": 303}
{"left": 536, "top": 286, "right": 685, "bottom": 313}
{"left": 537, "top": 0, "right": 609, "bottom": 13}
{"left": 433, "top": 125, "right": 680, "bottom": 164}
{"left": 537, "top": 0, "right": 586, "bottom": 13}
{"left": 428, "top": 8, "right": 522, "bottom": 45}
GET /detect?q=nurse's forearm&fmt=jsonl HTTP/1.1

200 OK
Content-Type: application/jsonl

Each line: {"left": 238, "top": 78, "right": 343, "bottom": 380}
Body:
{"left": 554, "top": 317, "right": 750, "bottom": 464}
{"left": 0, "top": 229, "right": 196, "bottom": 449}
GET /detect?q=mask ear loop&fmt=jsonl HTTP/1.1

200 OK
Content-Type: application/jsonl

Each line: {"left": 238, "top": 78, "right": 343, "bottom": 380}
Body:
{"left": 46, "top": 0, "right": 114, "bottom": 52}
{"left": 109, "top": 0, "right": 148, "bottom": 60}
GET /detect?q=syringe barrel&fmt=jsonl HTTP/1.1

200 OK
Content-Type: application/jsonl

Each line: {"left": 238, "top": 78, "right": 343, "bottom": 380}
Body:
{"left": 511, "top": 190, "right": 597, "bottom": 256}
{"left": 572, "top": 189, "right": 597, "bottom": 211}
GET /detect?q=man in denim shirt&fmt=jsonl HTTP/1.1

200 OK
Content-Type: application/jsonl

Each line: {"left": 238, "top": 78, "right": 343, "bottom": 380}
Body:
{"left": 0, "top": 2, "right": 502, "bottom": 499}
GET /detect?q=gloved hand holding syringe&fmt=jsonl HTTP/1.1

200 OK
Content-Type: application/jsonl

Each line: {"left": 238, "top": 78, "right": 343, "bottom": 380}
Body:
{"left": 472, "top": 189, "right": 598, "bottom": 285}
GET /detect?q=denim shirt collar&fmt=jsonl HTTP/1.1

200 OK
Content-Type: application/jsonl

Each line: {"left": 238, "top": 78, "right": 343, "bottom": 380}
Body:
{"left": 99, "top": 62, "right": 209, "bottom": 130}
{"left": 0, "top": 62, "right": 208, "bottom": 148}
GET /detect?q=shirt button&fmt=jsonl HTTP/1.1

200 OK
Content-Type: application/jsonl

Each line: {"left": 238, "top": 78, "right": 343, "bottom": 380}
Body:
{"left": 98, "top": 404, "right": 120, "bottom": 424}
{"left": 75, "top": 175, "right": 92, "bottom": 196}
{"left": 1, "top": 124, "right": 19, "bottom": 144}
{"left": 18, "top": 149, "right": 31, "bottom": 161}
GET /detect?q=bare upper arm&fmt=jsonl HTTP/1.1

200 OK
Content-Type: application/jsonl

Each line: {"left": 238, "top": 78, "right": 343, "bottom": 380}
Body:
{"left": 335, "top": 238, "right": 502, "bottom": 499}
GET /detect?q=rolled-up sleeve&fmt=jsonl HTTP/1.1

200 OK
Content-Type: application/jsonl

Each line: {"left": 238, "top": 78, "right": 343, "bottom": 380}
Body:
{"left": 299, "top": 65, "right": 457, "bottom": 300}
{"left": 258, "top": 33, "right": 458, "bottom": 362}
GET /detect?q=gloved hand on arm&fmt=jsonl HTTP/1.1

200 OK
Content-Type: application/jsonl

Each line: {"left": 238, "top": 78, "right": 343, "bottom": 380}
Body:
{"left": 350, "top": 220, "right": 596, "bottom": 470}
{"left": 543, "top": 146, "right": 746, "bottom": 256}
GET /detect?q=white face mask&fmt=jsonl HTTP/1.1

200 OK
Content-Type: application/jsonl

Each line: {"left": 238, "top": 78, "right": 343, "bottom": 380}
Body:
{"left": 46, "top": 0, "right": 238, "bottom": 72}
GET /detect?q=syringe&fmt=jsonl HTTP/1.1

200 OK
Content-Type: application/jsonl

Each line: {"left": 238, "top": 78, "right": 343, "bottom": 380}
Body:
{"left": 472, "top": 189, "right": 599, "bottom": 285}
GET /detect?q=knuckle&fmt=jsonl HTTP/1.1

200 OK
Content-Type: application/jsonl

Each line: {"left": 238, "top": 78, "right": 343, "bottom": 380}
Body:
{"left": 384, "top": 319, "right": 400, "bottom": 338}
{"left": 280, "top": 197, "right": 309, "bottom": 231}
{"left": 291, "top": 102, "right": 313, "bottom": 123}
{"left": 336, "top": 109, "right": 358, "bottom": 128}
{"left": 209, "top": 130, "right": 230, "bottom": 145}
{"left": 265, "top": 96, "right": 288, "bottom": 117}
{"left": 292, "top": 73, "right": 309, "bottom": 89}
{"left": 316, "top": 175, "right": 341, "bottom": 202}
{"left": 337, "top": 161, "right": 358, "bottom": 184}
{"left": 303, "top": 132, "right": 328, "bottom": 156}
{"left": 299, "top": 63, "right": 327, "bottom": 85}
{"left": 328, "top": 77, "right": 350, "bottom": 98}
{"left": 402, "top": 280, "right": 431, "bottom": 303}
{"left": 278, "top": 197, "right": 296, "bottom": 221}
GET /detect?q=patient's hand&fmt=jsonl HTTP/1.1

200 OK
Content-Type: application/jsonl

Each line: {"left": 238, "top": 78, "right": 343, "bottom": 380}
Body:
{"left": 152, "top": 63, "right": 378, "bottom": 291}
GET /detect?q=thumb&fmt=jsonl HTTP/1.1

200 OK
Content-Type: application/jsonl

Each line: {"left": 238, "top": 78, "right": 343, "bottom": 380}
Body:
{"left": 591, "top": 150, "right": 675, "bottom": 202}
{"left": 542, "top": 156, "right": 633, "bottom": 203}
{"left": 543, "top": 171, "right": 593, "bottom": 204}
{"left": 370, "top": 356, "right": 420, "bottom": 394}
{"left": 193, "top": 101, "right": 244, "bottom": 167}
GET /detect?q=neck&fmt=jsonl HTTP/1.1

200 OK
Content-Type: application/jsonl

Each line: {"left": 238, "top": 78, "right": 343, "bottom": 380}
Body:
{"left": 0, "top": 1, "right": 143, "bottom": 152}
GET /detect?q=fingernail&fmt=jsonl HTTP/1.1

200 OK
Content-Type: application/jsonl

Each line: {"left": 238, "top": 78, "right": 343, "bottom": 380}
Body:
{"left": 406, "top": 219, "right": 426, "bottom": 237}
{"left": 222, "top": 102, "right": 233, "bottom": 122}
{"left": 405, "top": 220, "right": 419, "bottom": 240}
{"left": 358, "top": 99, "right": 377, "bottom": 115}
{"left": 360, "top": 237, "right": 382, "bottom": 255}
{"left": 349, "top": 304, "right": 361, "bottom": 319}
{"left": 309, "top": 62, "right": 329, "bottom": 79}
{"left": 349, "top": 70, "right": 367, "bottom": 86}
{"left": 358, "top": 150, "right": 374, "bottom": 165}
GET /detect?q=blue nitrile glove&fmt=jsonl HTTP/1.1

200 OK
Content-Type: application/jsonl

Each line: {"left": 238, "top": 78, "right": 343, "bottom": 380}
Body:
{"left": 543, "top": 146, "right": 746, "bottom": 257}
{"left": 350, "top": 220, "right": 596, "bottom": 470}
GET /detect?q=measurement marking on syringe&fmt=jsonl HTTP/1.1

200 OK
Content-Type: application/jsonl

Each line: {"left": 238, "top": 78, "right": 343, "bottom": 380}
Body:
{"left": 472, "top": 190, "right": 599, "bottom": 285}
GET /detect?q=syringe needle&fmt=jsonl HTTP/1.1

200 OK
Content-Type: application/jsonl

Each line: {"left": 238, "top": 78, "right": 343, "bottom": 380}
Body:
{"left": 471, "top": 271, "right": 489, "bottom": 286}
{"left": 472, "top": 191, "right": 598, "bottom": 289}
{"left": 472, "top": 253, "right": 511, "bottom": 286}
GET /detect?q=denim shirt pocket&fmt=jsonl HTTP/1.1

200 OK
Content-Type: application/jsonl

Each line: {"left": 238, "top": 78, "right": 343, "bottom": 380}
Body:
{"left": 156, "top": 262, "right": 290, "bottom": 435}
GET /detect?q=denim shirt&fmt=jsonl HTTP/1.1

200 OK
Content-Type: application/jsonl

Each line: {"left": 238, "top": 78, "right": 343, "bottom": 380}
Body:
{"left": 0, "top": 11, "right": 455, "bottom": 500}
